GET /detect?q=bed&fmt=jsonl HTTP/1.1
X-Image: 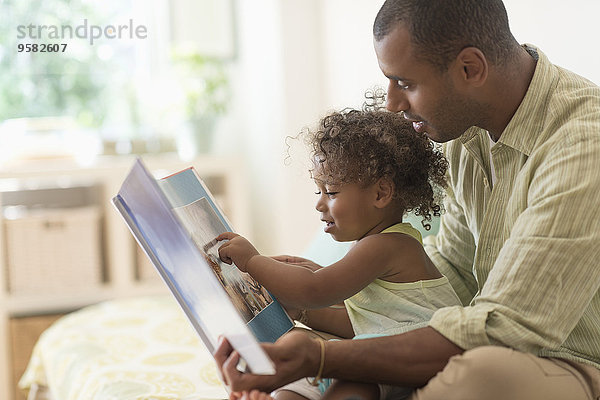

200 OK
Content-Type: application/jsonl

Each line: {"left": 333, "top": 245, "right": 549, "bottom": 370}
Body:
{"left": 19, "top": 295, "right": 228, "bottom": 400}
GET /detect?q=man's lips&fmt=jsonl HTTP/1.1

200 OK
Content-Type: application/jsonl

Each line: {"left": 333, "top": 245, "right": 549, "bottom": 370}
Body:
{"left": 401, "top": 112, "right": 427, "bottom": 134}
{"left": 412, "top": 121, "right": 426, "bottom": 133}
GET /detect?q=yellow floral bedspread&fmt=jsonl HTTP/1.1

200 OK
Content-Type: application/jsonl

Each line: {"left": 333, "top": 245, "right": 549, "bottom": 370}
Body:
{"left": 19, "top": 296, "right": 228, "bottom": 400}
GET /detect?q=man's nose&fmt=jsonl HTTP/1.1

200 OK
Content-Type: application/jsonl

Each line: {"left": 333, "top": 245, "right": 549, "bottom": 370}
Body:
{"left": 386, "top": 81, "right": 409, "bottom": 113}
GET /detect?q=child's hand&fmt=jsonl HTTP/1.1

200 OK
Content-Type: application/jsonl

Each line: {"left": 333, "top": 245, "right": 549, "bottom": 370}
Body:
{"left": 216, "top": 232, "right": 260, "bottom": 272}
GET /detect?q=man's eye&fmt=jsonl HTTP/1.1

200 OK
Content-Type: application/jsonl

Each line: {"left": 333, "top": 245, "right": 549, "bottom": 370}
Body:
{"left": 325, "top": 191, "right": 338, "bottom": 198}
{"left": 315, "top": 191, "right": 321, "bottom": 195}
{"left": 397, "top": 81, "right": 410, "bottom": 90}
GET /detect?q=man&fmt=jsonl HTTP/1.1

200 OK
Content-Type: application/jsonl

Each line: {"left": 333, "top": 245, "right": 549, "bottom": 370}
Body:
{"left": 216, "top": 0, "right": 600, "bottom": 398}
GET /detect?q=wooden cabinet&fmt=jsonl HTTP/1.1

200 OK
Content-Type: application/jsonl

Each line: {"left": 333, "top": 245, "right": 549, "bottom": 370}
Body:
{"left": 0, "top": 154, "right": 248, "bottom": 400}
{"left": 9, "top": 314, "right": 64, "bottom": 400}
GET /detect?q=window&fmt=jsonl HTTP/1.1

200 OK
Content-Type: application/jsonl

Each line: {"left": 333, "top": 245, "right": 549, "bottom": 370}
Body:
{"left": 0, "top": 0, "right": 233, "bottom": 162}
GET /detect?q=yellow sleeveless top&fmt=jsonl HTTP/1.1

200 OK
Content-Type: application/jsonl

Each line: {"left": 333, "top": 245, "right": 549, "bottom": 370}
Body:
{"left": 381, "top": 222, "right": 423, "bottom": 244}
{"left": 344, "top": 222, "right": 461, "bottom": 337}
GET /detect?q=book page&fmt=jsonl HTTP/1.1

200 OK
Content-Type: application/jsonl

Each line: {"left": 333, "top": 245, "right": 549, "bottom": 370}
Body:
{"left": 157, "top": 167, "right": 294, "bottom": 343}
{"left": 171, "top": 196, "right": 273, "bottom": 322}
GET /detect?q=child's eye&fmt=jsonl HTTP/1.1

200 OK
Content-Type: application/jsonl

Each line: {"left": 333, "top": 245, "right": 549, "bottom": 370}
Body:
{"left": 314, "top": 190, "right": 337, "bottom": 198}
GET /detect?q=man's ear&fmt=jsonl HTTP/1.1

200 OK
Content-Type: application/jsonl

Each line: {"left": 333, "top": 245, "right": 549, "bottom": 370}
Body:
{"left": 373, "top": 177, "right": 394, "bottom": 208}
{"left": 452, "top": 47, "right": 488, "bottom": 88}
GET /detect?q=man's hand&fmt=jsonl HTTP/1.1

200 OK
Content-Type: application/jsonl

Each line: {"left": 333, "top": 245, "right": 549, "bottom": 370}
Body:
{"left": 271, "top": 255, "right": 323, "bottom": 272}
{"left": 214, "top": 330, "right": 321, "bottom": 393}
{"left": 217, "top": 232, "right": 260, "bottom": 272}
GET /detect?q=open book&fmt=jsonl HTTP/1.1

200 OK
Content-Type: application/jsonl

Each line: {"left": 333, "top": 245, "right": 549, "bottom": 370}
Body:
{"left": 112, "top": 158, "right": 293, "bottom": 375}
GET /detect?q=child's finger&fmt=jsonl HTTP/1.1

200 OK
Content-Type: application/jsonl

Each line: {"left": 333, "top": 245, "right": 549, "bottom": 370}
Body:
{"left": 216, "top": 232, "right": 239, "bottom": 242}
{"left": 218, "top": 245, "right": 233, "bottom": 264}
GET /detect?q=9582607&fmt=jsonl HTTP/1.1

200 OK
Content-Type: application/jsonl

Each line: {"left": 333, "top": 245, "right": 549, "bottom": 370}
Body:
{"left": 17, "top": 43, "right": 67, "bottom": 52}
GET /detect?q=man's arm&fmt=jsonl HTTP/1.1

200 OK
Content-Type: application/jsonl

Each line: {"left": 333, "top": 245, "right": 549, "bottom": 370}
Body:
{"left": 323, "top": 326, "right": 463, "bottom": 386}
{"left": 429, "top": 133, "right": 600, "bottom": 353}
{"left": 214, "top": 326, "right": 463, "bottom": 393}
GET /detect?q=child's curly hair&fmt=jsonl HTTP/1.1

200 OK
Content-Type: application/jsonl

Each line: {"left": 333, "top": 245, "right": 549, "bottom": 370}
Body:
{"left": 302, "top": 107, "right": 448, "bottom": 230}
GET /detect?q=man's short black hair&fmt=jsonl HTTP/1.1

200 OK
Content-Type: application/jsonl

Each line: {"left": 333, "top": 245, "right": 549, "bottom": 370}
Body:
{"left": 374, "top": 0, "right": 520, "bottom": 71}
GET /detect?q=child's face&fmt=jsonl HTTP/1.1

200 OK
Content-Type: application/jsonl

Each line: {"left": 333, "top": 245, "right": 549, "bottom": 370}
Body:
{"left": 314, "top": 179, "right": 380, "bottom": 242}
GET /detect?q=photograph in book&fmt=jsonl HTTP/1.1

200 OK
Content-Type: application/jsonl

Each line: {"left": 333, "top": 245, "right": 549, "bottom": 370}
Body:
{"left": 172, "top": 196, "right": 273, "bottom": 322}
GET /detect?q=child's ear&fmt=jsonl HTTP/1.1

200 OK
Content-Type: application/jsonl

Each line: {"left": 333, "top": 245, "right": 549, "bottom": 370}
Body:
{"left": 373, "top": 177, "right": 394, "bottom": 208}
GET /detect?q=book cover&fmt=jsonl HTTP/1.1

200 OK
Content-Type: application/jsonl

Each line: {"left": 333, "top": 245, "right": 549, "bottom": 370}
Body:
{"left": 112, "top": 158, "right": 292, "bottom": 375}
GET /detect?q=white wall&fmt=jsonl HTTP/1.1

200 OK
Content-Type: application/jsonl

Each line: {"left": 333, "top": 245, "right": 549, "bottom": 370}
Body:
{"left": 228, "top": 0, "right": 284, "bottom": 251}
{"left": 504, "top": 0, "right": 600, "bottom": 85}
{"left": 233, "top": 0, "right": 600, "bottom": 255}
{"left": 319, "top": 0, "right": 386, "bottom": 109}
{"left": 231, "top": 0, "right": 328, "bottom": 254}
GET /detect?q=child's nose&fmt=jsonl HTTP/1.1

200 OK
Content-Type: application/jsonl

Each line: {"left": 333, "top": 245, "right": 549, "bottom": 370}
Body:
{"left": 315, "top": 196, "right": 326, "bottom": 212}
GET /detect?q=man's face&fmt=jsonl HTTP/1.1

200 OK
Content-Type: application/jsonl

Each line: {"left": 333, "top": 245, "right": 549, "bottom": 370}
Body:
{"left": 374, "top": 25, "right": 475, "bottom": 143}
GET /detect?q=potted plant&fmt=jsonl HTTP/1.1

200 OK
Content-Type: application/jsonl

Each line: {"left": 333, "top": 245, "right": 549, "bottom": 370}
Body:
{"left": 172, "top": 48, "right": 229, "bottom": 157}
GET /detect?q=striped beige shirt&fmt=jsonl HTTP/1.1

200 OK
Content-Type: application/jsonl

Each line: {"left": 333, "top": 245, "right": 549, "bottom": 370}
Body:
{"left": 424, "top": 46, "right": 600, "bottom": 369}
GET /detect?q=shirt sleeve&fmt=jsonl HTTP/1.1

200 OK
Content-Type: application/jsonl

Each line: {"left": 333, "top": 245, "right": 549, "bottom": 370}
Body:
{"left": 429, "top": 134, "right": 600, "bottom": 352}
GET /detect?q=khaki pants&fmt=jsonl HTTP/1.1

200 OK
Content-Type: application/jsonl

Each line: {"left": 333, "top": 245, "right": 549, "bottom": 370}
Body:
{"left": 411, "top": 346, "right": 600, "bottom": 400}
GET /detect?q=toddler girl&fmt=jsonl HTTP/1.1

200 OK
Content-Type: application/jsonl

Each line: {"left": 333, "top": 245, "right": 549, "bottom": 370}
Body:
{"left": 217, "top": 108, "right": 461, "bottom": 400}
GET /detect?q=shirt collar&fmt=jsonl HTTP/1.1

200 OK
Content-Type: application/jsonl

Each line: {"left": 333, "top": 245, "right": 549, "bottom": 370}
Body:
{"left": 460, "top": 45, "right": 558, "bottom": 156}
